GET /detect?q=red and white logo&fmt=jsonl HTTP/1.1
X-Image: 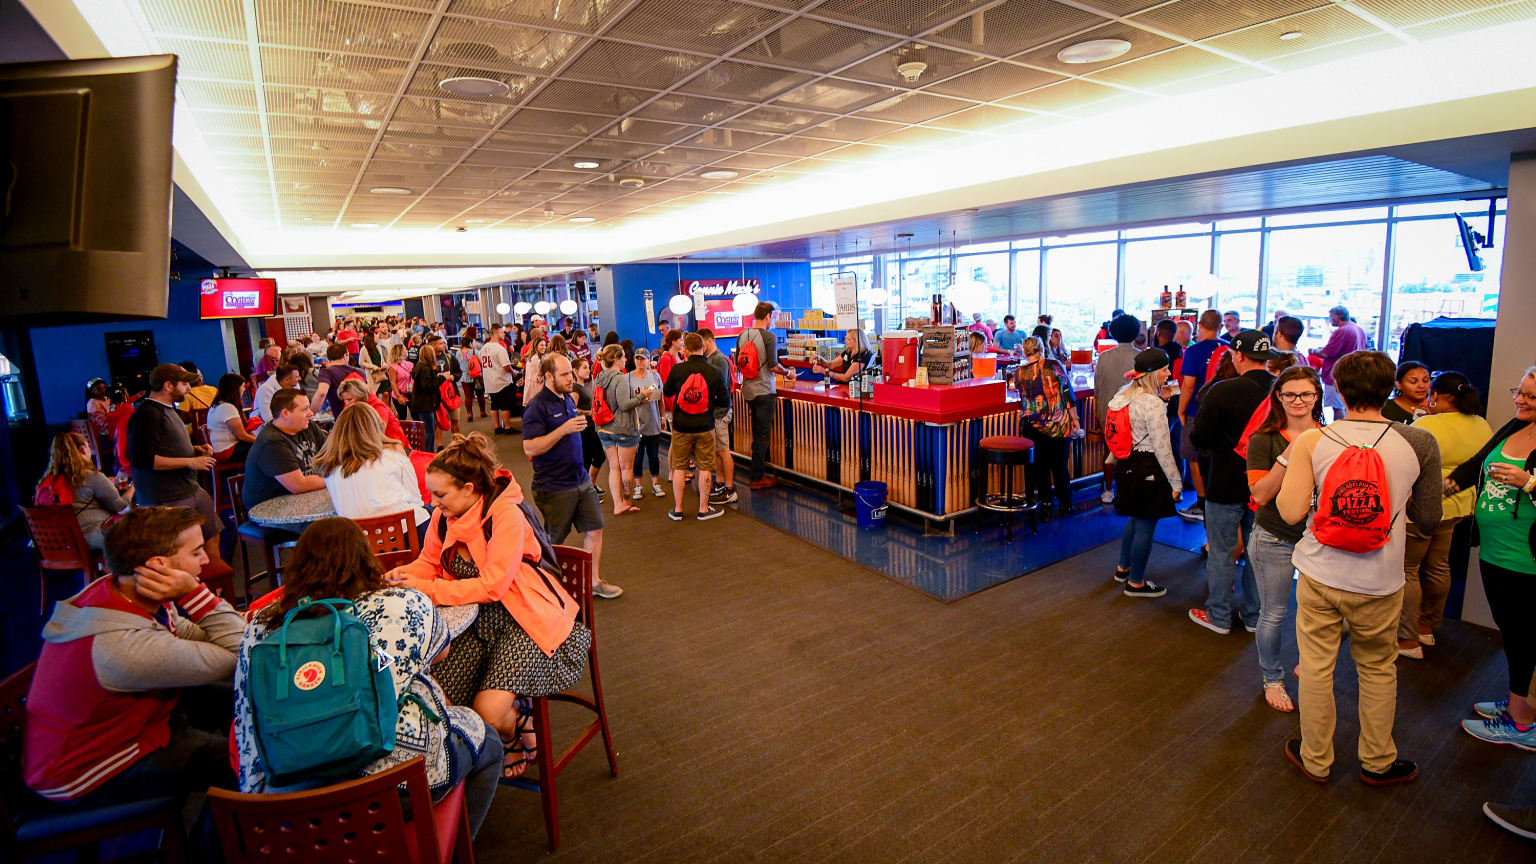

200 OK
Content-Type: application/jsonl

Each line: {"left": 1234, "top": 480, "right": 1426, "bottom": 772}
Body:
{"left": 200, "top": 278, "right": 219, "bottom": 295}
{"left": 293, "top": 660, "right": 326, "bottom": 691}
{"left": 223, "top": 291, "right": 261, "bottom": 310}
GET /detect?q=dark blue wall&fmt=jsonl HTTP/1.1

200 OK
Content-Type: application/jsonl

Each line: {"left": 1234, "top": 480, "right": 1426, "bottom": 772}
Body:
{"left": 30, "top": 244, "right": 230, "bottom": 426}
{"left": 600, "top": 261, "right": 811, "bottom": 351}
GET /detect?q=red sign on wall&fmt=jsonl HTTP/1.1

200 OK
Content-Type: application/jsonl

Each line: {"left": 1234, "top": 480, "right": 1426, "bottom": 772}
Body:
{"left": 199, "top": 278, "right": 277, "bottom": 319}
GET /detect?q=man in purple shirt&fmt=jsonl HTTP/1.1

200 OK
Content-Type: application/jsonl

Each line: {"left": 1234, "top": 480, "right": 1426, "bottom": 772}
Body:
{"left": 1312, "top": 305, "right": 1368, "bottom": 420}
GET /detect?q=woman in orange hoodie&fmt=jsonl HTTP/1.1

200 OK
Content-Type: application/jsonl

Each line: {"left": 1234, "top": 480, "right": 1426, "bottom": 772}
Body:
{"left": 384, "top": 432, "right": 588, "bottom": 778}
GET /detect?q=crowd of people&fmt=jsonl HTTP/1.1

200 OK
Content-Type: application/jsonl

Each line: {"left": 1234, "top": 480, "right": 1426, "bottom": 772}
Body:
{"left": 1085, "top": 304, "right": 1535, "bottom": 830}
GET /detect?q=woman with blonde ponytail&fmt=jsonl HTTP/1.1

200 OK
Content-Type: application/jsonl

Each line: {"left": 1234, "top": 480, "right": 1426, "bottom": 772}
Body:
{"left": 384, "top": 432, "right": 589, "bottom": 780}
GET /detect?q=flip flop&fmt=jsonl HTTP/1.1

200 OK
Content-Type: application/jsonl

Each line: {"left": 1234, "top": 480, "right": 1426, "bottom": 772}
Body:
{"left": 614, "top": 504, "right": 641, "bottom": 515}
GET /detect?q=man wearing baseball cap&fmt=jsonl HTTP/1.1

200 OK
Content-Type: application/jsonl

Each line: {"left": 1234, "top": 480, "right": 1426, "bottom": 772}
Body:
{"left": 1188, "top": 330, "right": 1283, "bottom": 635}
{"left": 126, "top": 363, "right": 234, "bottom": 580}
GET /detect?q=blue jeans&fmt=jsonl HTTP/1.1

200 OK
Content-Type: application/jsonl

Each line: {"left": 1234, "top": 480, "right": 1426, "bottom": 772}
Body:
{"left": 1249, "top": 524, "right": 1297, "bottom": 683}
{"left": 1118, "top": 517, "right": 1159, "bottom": 584}
{"left": 447, "top": 717, "right": 501, "bottom": 839}
{"left": 1203, "top": 501, "right": 1259, "bottom": 629}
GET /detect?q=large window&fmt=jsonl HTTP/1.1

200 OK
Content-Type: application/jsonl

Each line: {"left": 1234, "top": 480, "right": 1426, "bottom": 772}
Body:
{"left": 806, "top": 197, "right": 1505, "bottom": 357}
{"left": 1123, "top": 234, "right": 1211, "bottom": 321}
{"left": 1265, "top": 223, "right": 1386, "bottom": 354}
{"left": 1386, "top": 214, "right": 1505, "bottom": 353}
{"left": 1044, "top": 242, "right": 1117, "bottom": 348}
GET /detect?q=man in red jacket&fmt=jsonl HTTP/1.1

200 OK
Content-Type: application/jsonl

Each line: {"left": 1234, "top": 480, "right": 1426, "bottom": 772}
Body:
{"left": 25, "top": 506, "right": 242, "bottom": 819}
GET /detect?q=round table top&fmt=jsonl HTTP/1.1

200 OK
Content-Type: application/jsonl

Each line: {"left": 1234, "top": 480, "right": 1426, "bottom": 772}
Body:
{"left": 248, "top": 489, "right": 336, "bottom": 527}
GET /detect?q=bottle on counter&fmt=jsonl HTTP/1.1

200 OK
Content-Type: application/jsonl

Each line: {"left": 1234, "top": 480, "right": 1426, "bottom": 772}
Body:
{"left": 1175, "top": 284, "right": 1187, "bottom": 307}
{"left": 1160, "top": 285, "right": 1172, "bottom": 309}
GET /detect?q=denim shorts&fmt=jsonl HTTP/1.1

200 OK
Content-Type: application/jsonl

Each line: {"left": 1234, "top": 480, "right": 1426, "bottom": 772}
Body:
{"left": 597, "top": 430, "right": 640, "bottom": 449}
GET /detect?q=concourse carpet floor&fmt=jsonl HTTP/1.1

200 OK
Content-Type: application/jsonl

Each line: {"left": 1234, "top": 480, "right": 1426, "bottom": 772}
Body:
{"left": 467, "top": 416, "right": 1536, "bottom": 864}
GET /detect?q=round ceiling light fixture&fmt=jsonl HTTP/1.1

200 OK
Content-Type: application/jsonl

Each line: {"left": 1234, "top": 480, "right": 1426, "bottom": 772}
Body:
{"left": 618, "top": 178, "right": 644, "bottom": 188}
{"left": 559, "top": 299, "right": 578, "bottom": 315}
{"left": 1056, "top": 38, "right": 1132, "bottom": 64}
{"left": 732, "top": 291, "right": 758, "bottom": 316}
{"left": 533, "top": 300, "right": 552, "bottom": 315}
{"left": 1279, "top": 30, "right": 1305, "bottom": 40}
{"left": 369, "top": 186, "right": 412, "bottom": 195}
{"left": 667, "top": 294, "right": 694, "bottom": 315}
{"left": 569, "top": 216, "right": 595, "bottom": 223}
{"left": 700, "top": 169, "right": 739, "bottom": 180}
{"left": 513, "top": 301, "right": 532, "bottom": 315}
{"left": 495, "top": 302, "right": 511, "bottom": 315}
{"left": 572, "top": 160, "right": 600, "bottom": 169}
{"left": 438, "top": 76, "right": 510, "bottom": 98}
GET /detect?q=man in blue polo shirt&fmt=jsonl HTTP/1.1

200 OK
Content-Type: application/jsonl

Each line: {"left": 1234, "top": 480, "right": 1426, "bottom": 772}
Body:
{"left": 521, "top": 352, "right": 622, "bottom": 599}
{"left": 994, "top": 315, "right": 1025, "bottom": 352}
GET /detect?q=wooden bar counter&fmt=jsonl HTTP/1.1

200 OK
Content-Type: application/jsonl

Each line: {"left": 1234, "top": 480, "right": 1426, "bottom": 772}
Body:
{"left": 727, "top": 376, "right": 1106, "bottom": 523}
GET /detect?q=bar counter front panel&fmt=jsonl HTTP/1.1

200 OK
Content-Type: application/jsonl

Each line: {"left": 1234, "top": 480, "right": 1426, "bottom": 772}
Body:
{"left": 728, "top": 378, "right": 1106, "bottom": 519}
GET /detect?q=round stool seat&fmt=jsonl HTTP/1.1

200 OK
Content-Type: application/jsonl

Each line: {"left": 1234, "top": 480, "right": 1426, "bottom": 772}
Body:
{"left": 979, "top": 435, "right": 1033, "bottom": 452}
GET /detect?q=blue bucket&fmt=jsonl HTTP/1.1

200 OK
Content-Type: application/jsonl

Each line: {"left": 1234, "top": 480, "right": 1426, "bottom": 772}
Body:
{"left": 855, "top": 481, "right": 888, "bottom": 530}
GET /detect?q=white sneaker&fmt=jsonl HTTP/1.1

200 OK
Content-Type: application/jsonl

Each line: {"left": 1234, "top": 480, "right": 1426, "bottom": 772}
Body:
{"left": 631, "top": 485, "right": 642, "bottom": 501}
{"left": 652, "top": 483, "right": 665, "bottom": 497}
{"left": 1100, "top": 490, "right": 1114, "bottom": 505}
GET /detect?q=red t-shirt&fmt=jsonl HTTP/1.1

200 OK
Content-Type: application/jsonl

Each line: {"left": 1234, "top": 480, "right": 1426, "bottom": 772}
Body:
{"left": 336, "top": 329, "right": 360, "bottom": 355}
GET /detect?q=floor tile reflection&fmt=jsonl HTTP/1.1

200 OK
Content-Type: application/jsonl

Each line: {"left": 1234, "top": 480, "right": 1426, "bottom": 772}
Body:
{"left": 732, "top": 479, "right": 1207, "bottom": 602}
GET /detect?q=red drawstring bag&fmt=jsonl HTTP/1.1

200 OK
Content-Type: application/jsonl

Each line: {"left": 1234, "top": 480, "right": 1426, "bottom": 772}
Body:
{"left": 1103, "top": 402, "right": 1137, "bottom": 460}
{"left": 1234, "top": 400, "right": 1271, "bottom": 462}
{"left": 1312, "top": 426, "right": 1395, "bottom": 553}
{"left": 435, "top": 380, "right": 462, "bottom": 429}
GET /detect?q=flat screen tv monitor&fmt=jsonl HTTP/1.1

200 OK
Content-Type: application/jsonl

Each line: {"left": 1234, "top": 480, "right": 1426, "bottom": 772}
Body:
{"left": 199, "top": 278, "right": 276, "bottom": 319}
{"left": 0, "top": 55, "right": 176, "bottom": 323}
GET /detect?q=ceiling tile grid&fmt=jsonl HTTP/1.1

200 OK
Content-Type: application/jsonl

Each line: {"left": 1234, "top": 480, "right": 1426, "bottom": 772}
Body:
{"left": 120, "top": 0, "right": 1536, "bottom": 233}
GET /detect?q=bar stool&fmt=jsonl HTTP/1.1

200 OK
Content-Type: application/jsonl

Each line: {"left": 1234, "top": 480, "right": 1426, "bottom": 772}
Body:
{"left": 976, "top": 435, "right": 1038, "bottom": 542}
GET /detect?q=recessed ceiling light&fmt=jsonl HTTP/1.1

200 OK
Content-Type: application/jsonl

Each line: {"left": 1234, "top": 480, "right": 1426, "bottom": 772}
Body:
{"left": 1056, "top": 38, "right": 1132, "bottom": 64}
{"left": 350, "top": 223, "right": 380, "bottom": 229}
{"left": 700, "top": 169, "right": 739, "bottom": 180}
{"left": 569, "top": 216, "right": 595, "bottom": 223}
{"left": 1279, "top": 30, "right": 1305, "bottom": 40}
{"left": 572, "top": 160, "right": 600, "bottom": 169}
{"left": 369, "top": 186, "right": 412, "bottom": 195}
{"left": 438, "top": 76, "right": 510, "bottom": 98}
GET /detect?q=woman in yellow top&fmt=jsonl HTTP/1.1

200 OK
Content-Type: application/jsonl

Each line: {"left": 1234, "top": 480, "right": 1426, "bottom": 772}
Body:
{"left": 1399, "top": 371, "right": 1492, "bottom": 658}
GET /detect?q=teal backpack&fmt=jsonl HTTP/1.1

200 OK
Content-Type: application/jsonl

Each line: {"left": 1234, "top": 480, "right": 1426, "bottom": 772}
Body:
{"left": 248, "top": 598, "right": 398, "bottom": 786}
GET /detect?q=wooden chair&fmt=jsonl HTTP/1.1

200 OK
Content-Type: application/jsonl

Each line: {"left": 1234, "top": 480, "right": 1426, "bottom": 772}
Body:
{"left": 207, "top": 756, "right": 473, "bottom": 864}
{"left": 1, "top": 663, "right": 186, "bottom": 863}
{"left": 20, "top": 506, "right": 106, "bottom": 614}
{"left": 511, "top": 545, "right": 618, "bottom": 851}
{"left": 201, "top": 423, "right": 244, "bottom": 514}
{"left": 400, "top": 419, "right": 428, "bottom": 452}
{"left": 226, "top": 474, "right": 296, "bottom": 603}
{"left": 352, "top": 510, "right": 422, "bottom": 570}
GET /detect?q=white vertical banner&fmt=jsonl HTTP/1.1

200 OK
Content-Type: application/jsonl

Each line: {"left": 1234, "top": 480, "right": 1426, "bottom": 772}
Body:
{"left": 833, "top": 273, "right": 858, "bottom": 330}
{"left": 643, "top": 290, "right": 656, "bottom": 335}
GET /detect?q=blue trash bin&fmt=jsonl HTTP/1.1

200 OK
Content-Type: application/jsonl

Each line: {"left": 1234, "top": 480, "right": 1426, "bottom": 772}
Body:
{"left": 855, "top": 481, "right": 888, "bottom": 530}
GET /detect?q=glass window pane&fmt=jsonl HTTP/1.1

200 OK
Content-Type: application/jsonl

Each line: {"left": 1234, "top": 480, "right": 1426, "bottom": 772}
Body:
{"left": 1218, "top": 217, "right": 1262, "bottom": 231}
{"left": 1122, "top": 235, "right": 1211, "bottom": 321}
{"left": 1044, "top": 243, "right": 1117, "bottom": 349}
{"left": 902, "top": 245, "right": 951, "bottom": 259}
{"left": 1385, "top": 215, "right": 1503, "bottom": 354}
{"left": 1122, "top": 221, "right": 1210, "bottom": 239}
{"left": 956, "top": 241, "right": 1009, "bottom": 254}
{"left": 1012, "top": 237, "right": 1041, "bottom": 250}
{"left": 1045, "top": 230, "right": 1118, "bottom": 246}
{"left": 811, "top": 268, "right": 836, "bottom": 314}
{"left": 1214, "top": 232, "right": 1260, "bottom": 327}
{"left": 900, "top": 256, "right": 951, "bottom": 324}
{"left": 1266, "top": 206, "right": 1388, "bottom": 227}
{"left": 1013, "top": 249, "right": 1040, "bottom": 323}
{"left": 1265, "top": 223, "right": 1387, "bottom": 354}
{"left": 1393, "top": 198, "right": 1503, "bottom": 219}
{"left": 952, "top": 253, "right": 1010, "bottom": 326}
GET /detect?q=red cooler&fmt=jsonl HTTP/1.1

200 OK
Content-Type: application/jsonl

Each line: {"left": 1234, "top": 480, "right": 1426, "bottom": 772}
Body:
{"left": 882, "top": 330, "right": 919, "bottom": 385}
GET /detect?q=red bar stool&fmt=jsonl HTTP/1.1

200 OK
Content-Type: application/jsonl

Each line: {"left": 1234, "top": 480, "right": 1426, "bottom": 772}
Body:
{"left": 19, "top": 506, "right": 106, "bottom": 613}
{"left": 352, "top": 509, "right": 422, "bottom": 570}
{"left": 976, "top": 435, "right": 1038, "bottom": 542}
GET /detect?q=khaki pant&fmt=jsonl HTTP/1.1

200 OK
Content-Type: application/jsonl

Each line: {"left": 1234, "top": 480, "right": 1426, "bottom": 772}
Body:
{"left": 1398, "top": 516, "right": 1462, "bottom": 642}
{"left": 1297, "top": 573, "right": 1403, "bottom": 775}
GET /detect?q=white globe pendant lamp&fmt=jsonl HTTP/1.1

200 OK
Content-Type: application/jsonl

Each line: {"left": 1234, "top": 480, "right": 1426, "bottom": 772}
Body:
{"left": 731, "top": 291, "right": 758, "bottom": 316}
{"left": 533, "top": 300, "right": 552, "bottom": 315}
{"left": 668, "top": 293, "right": 694, "bottom": 315}
{"left": 513, "top": 301, "right": 532, "bottom": 315}
{"left": 559, "top": 299, "right": 578, "bottom": 315}
{"left": 495, "top": 302, "right": 511, "bottom": 316}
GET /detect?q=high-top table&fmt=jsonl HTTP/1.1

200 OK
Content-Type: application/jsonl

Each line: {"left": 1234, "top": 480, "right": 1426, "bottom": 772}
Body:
{"left": 248, "top": 488, "right": 336, "bottom": 528}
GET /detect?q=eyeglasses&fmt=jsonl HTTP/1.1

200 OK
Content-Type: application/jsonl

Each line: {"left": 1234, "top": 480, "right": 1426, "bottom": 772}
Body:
{"left": 1510, "top": 388, "right": 1536, "bottom": 402}
{"left": 1277, "top": 392, "right": 1319, "bottom": 404}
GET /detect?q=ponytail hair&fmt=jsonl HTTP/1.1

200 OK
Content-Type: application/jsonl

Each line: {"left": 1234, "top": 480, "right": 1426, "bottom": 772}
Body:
{"left": 427, "top": 432, "right": 511, "bottom": 504}
{"left": 1430, "top": 370, "right": 1482, "bottom": 416}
